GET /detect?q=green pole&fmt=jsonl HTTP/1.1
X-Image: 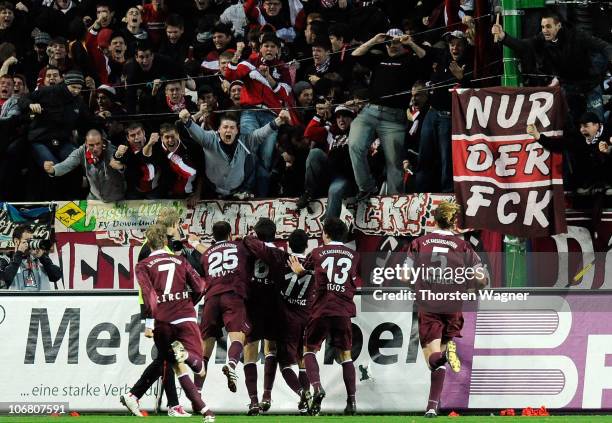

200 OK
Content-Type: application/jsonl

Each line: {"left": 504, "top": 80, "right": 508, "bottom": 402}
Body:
{"left": 501, "top": 0, "right": 521, "bottom": 87}
{"left": 501, "top": 0, "right": 525, "bottom": 287}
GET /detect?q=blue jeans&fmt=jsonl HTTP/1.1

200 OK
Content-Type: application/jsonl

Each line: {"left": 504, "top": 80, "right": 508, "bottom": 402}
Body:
{"left": 564, "top": 83, "right": 604, "bottom": 123}
{"left": 348, "top": 104, "right": 407, "bottom": 194}
{"left": 31, "top": 142, "right": 76, "bottom": 168}
{"left": 240, "top": 109, "right": 277, "bottom": 197}
{"left": 415, "top": 108, "right": 453, "bottom": 193}
{"left": 304, "top": 148, "right": 354, "bottom": 219}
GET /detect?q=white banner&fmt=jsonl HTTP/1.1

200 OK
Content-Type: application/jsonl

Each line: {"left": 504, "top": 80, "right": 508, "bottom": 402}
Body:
{"left": 0, "top": 294, "right": 429, "bottom": 413}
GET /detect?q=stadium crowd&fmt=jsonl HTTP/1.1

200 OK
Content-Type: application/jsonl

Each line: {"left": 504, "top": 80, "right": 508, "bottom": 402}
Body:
{"left": 0, "top": 0, "right": 611, "bottom": 212}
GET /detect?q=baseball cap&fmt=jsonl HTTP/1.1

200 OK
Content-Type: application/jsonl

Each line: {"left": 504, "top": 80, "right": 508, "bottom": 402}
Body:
{"left": 385, "top": 28, "right": 404, "bottom": 40}
{"left": 334, "top": 105, "right": 355, "bottom": 117}
{"left": 443, "top": 30, "right": 467, "bottom": 42}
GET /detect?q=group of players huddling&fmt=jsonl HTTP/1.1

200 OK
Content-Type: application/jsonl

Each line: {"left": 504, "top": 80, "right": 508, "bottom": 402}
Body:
{"left": 119, "top": 201, "right": 487, "bottom": 421}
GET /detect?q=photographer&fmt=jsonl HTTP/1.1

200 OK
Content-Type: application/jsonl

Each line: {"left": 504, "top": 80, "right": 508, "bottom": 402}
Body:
{"left": 0, "top": 225, "right": 61, "bottom": 291}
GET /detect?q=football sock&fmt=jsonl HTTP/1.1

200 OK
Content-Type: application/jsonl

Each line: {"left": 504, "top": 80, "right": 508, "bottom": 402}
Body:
{"left": 427, "top": 366, "right": 446, "bottom": 412}
{"left": 194, "top": 356, "right": 209, "bottom": 392}
{"left": 428, "top": 352, "right": 447, "bottom": 369}
{"left": 186, "top": 353, "right": 203, "bottom": 374}
{"left": 303, "top": 352, "right": 322, "bottom": 391}
{"left": 281, "top": 366, "right": 302, "bottom": 395}
{"left": 130, "top": 358, "right": 163, "bottom": 398}
{"left": 341, "top": 360, "right": 356, "bottom": 401}
{"left": 228, "top": 341, "right": 243, "bottom": 369}
{"left": 263, "top": 353, "right": 277, "bottom": 401}
{"left": 177, "top": 372, "right": 205, "bottom": 412}
{"left": 243, "top": 362, "right": 258, "bottom": 404}
{"left": 162, "top": 361, "right": 179, "bottom": 407}
{"left": 299, "top": 368, "right": 310, "bottom": 391}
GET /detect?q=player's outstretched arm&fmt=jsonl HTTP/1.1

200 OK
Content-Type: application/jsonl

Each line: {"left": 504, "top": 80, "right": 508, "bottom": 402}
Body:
{"left": 188, "top": 234, "right": 209, "bottom": 255}
{"left": 287, "top": 255, "right": 307, "bottom": 276}
{"left": 183, "top": 257, "right": 207, "bottom": 304}
{"left": 243, "top": 235, "right": 279, "bottom": 265}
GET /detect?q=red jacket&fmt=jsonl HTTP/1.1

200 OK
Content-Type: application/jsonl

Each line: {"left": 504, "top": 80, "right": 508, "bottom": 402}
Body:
{"left": 225, "top": 57, "right": 300, "bottom": 124}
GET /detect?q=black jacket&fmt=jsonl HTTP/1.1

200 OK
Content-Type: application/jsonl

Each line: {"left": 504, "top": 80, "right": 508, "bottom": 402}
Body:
{"left": 18, "top": 83, "right": 98, "bottom": 145}
{"left": 503, "top": 28, "right": 612, "bottom": 90}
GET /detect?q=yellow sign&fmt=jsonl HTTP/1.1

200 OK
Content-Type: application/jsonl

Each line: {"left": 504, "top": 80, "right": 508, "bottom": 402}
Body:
{"left": 56, "top": 202, "right": 85, "bottom": 228}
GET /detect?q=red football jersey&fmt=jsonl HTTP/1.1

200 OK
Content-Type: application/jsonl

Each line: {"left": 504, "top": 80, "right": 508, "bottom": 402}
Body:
{"left": 243, "top": 236, "right": 313, "bottom": 313}
{"left": 135, "top": 250, "right": 205, "bottom": 323}
{"left": 407, "top": 230, "right": 484, "bottom": 313}
{"left": 201, "top": 240, "right": 250, "bottom": 299}
{"left": 306, "top": 242, "right": 360, "bottom": 318}
{"left": 243, "top": 237, "right": 279, "bottom": 303}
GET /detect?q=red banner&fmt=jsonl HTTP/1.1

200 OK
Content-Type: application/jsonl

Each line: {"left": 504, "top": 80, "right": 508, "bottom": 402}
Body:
{"left": 451, "top": 87, "right": 567, "bottom": 237}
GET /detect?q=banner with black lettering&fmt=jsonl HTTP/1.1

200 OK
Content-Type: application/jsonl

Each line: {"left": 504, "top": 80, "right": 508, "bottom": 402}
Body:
{"left": 0, "top": 294, "right": 430, "bottom": 412}
{"left": 451, "top": 87, "right": 567, "bottom": 237}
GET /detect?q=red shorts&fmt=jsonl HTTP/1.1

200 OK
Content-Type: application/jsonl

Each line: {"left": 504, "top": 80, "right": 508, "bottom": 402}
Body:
{"left": 305, "top": 316, "right": 353, "bottom": 352}
{"left": 277, "top": 307, "right": 308, "bottom": 365}
{"left": 200, "top": 292, "right": 251, "bottom": 339}
{"left": 246, "top": 298, "right": 279, "bottom": 343}
{"left": 154, "top": 321, "right": 203, "bottom": 362}
{"left": 418, "top": 312, "right": 464, "bottom": 347}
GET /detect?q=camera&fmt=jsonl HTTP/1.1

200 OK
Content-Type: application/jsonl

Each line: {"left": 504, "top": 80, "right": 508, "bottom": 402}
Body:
{"left": 28, "top": 239, "right": 52, "bottom": 250}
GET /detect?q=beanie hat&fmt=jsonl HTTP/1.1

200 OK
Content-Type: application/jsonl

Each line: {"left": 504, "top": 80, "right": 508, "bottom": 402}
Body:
{"left": 34, "top": 32, "right": 51, "bottom": 46}
{"left": 293, "top": 81, "right": 311, "bottom": 97}
{"left": 64, "top": 70, "right": 84, "bottom": 86}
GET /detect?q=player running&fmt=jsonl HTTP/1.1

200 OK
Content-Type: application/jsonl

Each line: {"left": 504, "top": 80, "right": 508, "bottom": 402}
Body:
{"left": 244, "top": 227, "right": 313, "bottom": 415}
{"left": 121, "top": 207, "right": 192, "bottom": 417}
{"left": 405, "top": 201, "right": 488, "bottom": 418}
{"left": 133, "top": 224, "right": 215, "bottom": 422}
{"left": 197, "top": 221, "right": 252, "bottom": 394}
{"left": 289, "top": 217, "right": 360, "bottom": 416}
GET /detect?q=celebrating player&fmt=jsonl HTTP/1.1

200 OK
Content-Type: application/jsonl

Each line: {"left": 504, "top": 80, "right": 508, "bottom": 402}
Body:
{"left": 289, "top": 217, "right": 360, "bottom": 416}
{"left": 121, "top": 207, "right": 191, "bottom": 417}
{"left": 133, "top": 224, "right": 215, "bottom": 422}
{"left": 244, "top": 227, "right": 313, "bottom": 415}
{"left": 405, "top": 201, "right": 488, "bottom": 418}
{"left": 197, "top": 221, "right": 251, "bottom": 394}
{"left": 241, "top": 218, "right": 280, "bottom": 415}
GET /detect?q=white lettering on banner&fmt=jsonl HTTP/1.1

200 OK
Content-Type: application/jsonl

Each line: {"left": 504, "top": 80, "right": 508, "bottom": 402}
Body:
{"left": 466, "top": 96, "right": 493, "bottom": 130}
{"left": 464, "top": 92, "right": 553, "bottom": 130}
{"left": 468, "top": 355, "right": 578, "bottom": 408}
{"left": 526, "top": 92, "right": 554, "bottom": 128}
{"left": 466, "top": 144, "right": 494, "bottom": 172}
{"left": 582, "top": 335, "right": 612, "bottom": 408}
{"left": 495, "top": 144, "right": 522, "bottom": 177}
{"left": 463, "top": 142, "right": 551, "bottom": 178}
{"left": 524, "top": 143, "right": 550, "bottom": 175}
{"left": 465, "top": 185, "right": 494, "bottom": 216}
{"left": 498, "top": 94, "right": 525, "bottom": 128}
{"left": 464, "top": 185, "right": 552, "bottom": 227}
{"left": 497, "top": 192, "right": 520, "bottom": 224}
{"left": 523, "top": 190, "right": 552, "bottom": 227}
